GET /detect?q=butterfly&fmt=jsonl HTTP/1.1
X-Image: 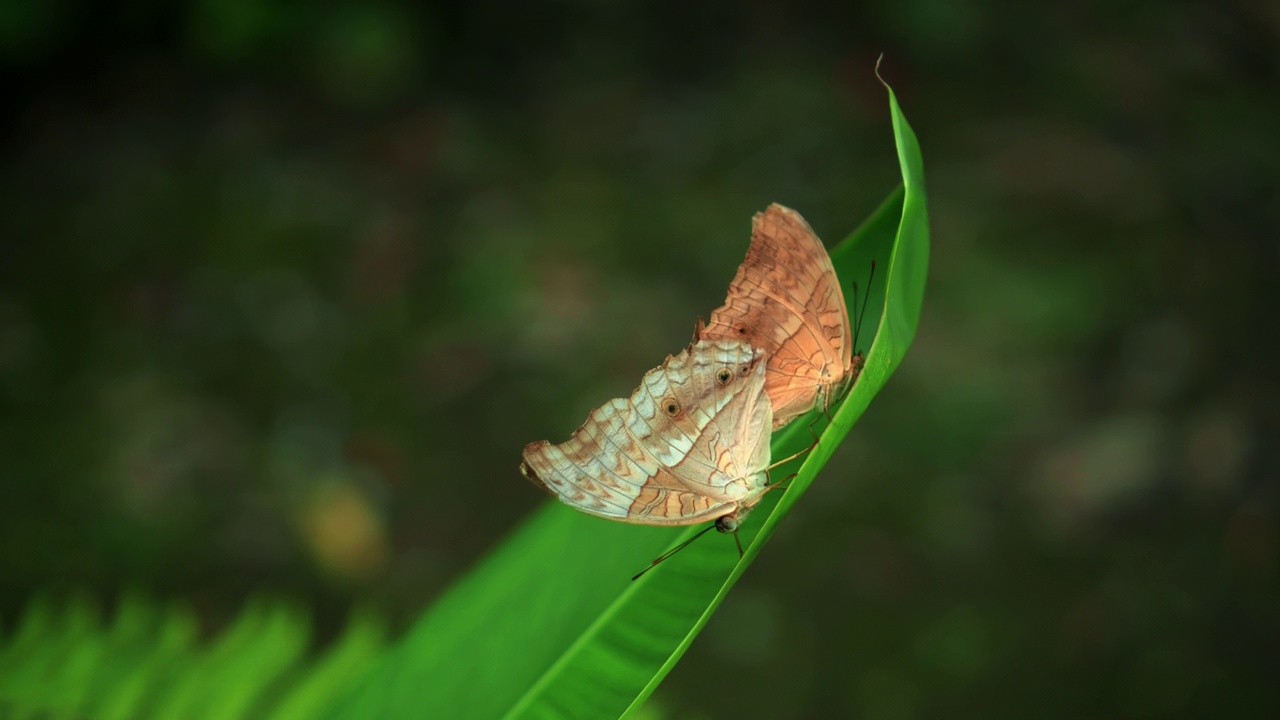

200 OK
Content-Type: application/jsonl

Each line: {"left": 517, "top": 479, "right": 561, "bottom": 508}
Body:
{"left": 520, "top": 339, "right": 776, "bottom": 551}
{"left": 697, "top": 203, "right": 861, "bottom": 429}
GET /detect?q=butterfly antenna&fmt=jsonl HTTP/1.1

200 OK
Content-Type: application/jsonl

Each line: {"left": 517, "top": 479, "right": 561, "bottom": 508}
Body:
{"left": 853, "top": 260, "right": 877, "bottom": 351}
{"left": 850, "top": 279, "right": 861, "bottom": 350}
{"left": 631, "top": 523, "right": 718, "bottom": 581}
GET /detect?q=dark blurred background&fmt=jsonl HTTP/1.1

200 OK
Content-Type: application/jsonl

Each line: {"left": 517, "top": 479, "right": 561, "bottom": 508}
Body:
{"left": 1, "top": 1, "right": 1277, "bottom": 717}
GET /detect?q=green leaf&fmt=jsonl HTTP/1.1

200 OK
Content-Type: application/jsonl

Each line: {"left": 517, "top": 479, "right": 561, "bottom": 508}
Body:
{"left": 0, "top": 592, "right": 101, "bottom": 717}
{"left": 328, "top": 76, "right": 929, "bottom": 719}
{"left": 263, "top": 609, "right": 387, "bottom": 720}
{"left": 150, "top": 599, "right": 310, "bottom": 720}
{"left": 0, "top": 594, "right": 386, "bottom": 720}
{"left": 96, "top": 598, "right": 200, "bottom": 720}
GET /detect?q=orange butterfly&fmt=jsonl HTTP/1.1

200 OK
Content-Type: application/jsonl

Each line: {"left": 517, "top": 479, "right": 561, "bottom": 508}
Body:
{"left": 697, "top": 203, "right": 859, "bottom": 429}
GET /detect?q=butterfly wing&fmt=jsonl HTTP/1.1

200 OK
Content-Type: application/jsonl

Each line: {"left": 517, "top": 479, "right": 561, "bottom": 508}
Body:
{"left": 667, "top": 341, "right": 772, "bottom": 506}
{"left": 520, "top": 339, "right": 772, "bottom": 525}
{"left": 701, "top": 204, "right": 851, "bottom": 429}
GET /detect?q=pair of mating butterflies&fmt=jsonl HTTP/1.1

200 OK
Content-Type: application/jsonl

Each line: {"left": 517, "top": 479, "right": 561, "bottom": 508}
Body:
{"left": 520, "top": 204, "right": 862, "bottom": 556}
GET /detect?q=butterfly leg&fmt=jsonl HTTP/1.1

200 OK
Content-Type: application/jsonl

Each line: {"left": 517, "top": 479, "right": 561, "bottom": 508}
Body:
{"left": 764, "top": 468, "right": 801, "bottom": 494}
{"left": 765, "top": 415, "right": 822, "bottom": 475}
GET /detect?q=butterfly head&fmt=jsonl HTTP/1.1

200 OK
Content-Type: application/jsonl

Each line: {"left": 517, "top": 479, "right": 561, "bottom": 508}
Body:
{"left": 714, "top": 508, "right": 754, "bottom": 558}
{"left": 714, "top": 514, "right": 740, "bottom": 534}
{"left": 715, "top": 506, "right": 754, "bottom": 535}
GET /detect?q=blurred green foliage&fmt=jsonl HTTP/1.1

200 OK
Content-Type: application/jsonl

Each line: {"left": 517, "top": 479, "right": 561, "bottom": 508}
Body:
{"left": 0, "top": 593, "right": 386, "bottom": 718}
{"left": 1, "top": 1, "right": 1277, "bottom": 718}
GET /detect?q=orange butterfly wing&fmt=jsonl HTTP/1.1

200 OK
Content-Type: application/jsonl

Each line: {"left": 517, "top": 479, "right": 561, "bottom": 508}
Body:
{"left": 700, "top": 204, "right": 852, "bottom": 429}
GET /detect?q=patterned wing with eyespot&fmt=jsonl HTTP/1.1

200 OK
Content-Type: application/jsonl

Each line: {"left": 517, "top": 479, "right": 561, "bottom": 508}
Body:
{"left": 520, "top": 339, "right": 773, "bottom": 525}
{"left": 700, "top": 203, "right": 852, "bottom": 429}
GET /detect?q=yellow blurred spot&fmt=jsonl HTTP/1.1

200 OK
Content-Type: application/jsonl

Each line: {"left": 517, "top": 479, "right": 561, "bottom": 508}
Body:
{"left": 298, "top": 480, "right": 389, "bottom": 583}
